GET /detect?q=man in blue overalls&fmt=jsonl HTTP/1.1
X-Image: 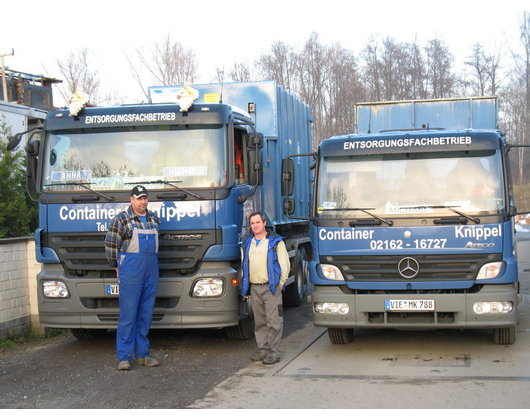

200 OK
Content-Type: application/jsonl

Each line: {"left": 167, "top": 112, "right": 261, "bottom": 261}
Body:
{"left": 105, "top": 185, "right": 161, "bottom": 371}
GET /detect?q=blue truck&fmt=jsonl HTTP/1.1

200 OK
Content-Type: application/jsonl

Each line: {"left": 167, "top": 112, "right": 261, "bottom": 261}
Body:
{"left": 282, "top": 97, "right": 526, "bottom": 345}
{"left": 9, "top": 81, "right": 313, "bottom": 339}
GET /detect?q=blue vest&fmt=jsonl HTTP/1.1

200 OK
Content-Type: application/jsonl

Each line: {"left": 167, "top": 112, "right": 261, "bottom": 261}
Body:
{"left": 241, "top": 234, "right": 283, "bottom": 296}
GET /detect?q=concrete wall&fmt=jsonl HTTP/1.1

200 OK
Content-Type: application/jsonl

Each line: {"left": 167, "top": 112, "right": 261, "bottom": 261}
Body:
{"left": 0, "top": 237, "right": 42, "bottom": 341}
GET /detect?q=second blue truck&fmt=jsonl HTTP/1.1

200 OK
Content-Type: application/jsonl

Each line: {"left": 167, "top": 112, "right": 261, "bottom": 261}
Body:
{"left": 283, "top": 97, "right": 526, "bottom": 345}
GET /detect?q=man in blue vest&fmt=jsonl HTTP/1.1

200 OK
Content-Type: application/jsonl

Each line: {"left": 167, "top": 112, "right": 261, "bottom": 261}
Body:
{"left": 241, "top": 212, "right": 290, "bottom": 365}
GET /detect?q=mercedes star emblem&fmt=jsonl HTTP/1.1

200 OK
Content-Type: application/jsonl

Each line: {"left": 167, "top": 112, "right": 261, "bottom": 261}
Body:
{"left": 398, "top": 257, "right": 420, "bottom": 279}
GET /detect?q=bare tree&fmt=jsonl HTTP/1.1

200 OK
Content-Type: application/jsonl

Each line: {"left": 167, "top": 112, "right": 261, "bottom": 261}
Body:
{"left": 126, "top": 34, "right": 199, "bottom": 100}
{"left": 465, "top": 43, "right": 503, "bottom": 97}
{"left": 465, "top": 44, "right": 489, "bottom": 96}
{"left": 425, "top": 38, "right": 455, "bottom": 98}
{"left": 256, "top": 41, "right": 299, "bottom": 91}
{"left": 297, "top": 33, "right": 329, "bottom": 143}
{"left": 408, "top": 37, "right": 428, "bottom": 99}
{"left": 503, "top": 12, "right": 530, "bottom": 186}
{"left": 55, "top": 48, "right": 100, "bottom": 104}
{"left": 228, "top": 61, "right": 253, "bottom": 82}
{"left": 361, "top": 36, "right": 428, "bottom": 102}
{"left": 256, "top": 34, "right": 365, "bottom": 143}
{"left": 361, "top": 36, "right": 383, "bottom": 101}
{"left": 53, "top": 48, "right": 124, "bottom": 106}
{"left": 484, "top": 44, "right": 504, "bottom": 96}
{"left": 324, "top": 42, "right": 366, "bottom": 138}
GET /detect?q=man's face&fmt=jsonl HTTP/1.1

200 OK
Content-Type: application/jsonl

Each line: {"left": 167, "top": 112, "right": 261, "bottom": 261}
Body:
{"left": 250, "top": 214, "right": 266, "bottom": 237}
{"left": 130, "top": 195, "right": 148, "bottom": 215}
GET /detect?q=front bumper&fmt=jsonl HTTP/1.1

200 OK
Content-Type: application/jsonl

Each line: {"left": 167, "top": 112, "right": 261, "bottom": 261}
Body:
{"left": 37, "top": 262, "right": 241, "bottom": 329}
{"left": 311, "top": 283, "right": 519, "bottom": 330}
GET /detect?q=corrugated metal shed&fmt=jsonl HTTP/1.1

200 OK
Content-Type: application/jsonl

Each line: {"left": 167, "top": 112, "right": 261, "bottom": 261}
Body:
{"left": 0, "top": 100, "right": 47, "bottom": 148}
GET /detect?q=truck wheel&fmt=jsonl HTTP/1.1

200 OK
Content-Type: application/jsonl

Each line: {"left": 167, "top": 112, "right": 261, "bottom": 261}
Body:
{"left": 70, "top": 329, "right": 108, "bottom": 340}
{"left": 283, "top": 248, "right": 308, "bottom": 307}
{"left": 328, "top": 328, "right": 354, "bottom": 344}
{"left": 225, "top": 316, "right": 255, "bottom": 340}
{"left": 493, "top": 327, "right": 516, "bottom": 345}
{"left": 225, "top": 297, "right": 255, "bottom": 340}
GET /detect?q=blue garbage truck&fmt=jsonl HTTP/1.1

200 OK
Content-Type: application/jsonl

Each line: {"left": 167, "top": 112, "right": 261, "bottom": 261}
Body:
{"left": 282, "top": 97, "right": 527, "bottom": 345}
{"left": 9, "top": 81, "right": 313, "bottom": 339}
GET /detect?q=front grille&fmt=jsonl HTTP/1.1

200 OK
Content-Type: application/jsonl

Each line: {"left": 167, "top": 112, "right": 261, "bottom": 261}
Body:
{"left": 322, "top": 253, "right": 500, "bottom": 282}
{"left": 45, "top": 230, "right": 218, "bottom": 277}
{"left": 81, "top": 297, "right": 179, "bottom": 309}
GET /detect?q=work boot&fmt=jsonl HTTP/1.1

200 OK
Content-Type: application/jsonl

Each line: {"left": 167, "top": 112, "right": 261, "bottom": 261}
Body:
{"left": 136, "top": 357, "right": 160, "bottom": 367}
{"left": 262, "top": 356, "right": 280, "bottom": 365}
{"left": 250, "top": 350, "right": 268, "bottom": 361}
{"left": 117, "top": 360, "right": 131, "bottom": 371}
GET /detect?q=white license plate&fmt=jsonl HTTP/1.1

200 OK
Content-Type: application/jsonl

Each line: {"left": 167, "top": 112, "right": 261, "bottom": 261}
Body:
{"left": 106, "top": 285, "right": 119, "bottom": 295}
{"left": 385, "top": 299, "right": 435, "bottom": 311}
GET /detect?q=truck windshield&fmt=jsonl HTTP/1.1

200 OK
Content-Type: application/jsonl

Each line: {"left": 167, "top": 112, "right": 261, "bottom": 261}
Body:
{"left": 42, "top": 126, "right": 227, "bottom": 192}
{"left": 316, "top": 150, "right": 505, "bottom": 219}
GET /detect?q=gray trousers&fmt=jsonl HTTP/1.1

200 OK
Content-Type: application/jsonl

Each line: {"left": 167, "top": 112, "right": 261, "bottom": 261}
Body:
{"left": 250, "top": 284, "right": 283, "bottom": 358}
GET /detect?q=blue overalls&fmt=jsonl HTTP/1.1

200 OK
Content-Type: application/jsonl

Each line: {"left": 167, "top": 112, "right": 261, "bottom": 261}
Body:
{"left": 116, "top": 220, "right": 159, "bottom": 362}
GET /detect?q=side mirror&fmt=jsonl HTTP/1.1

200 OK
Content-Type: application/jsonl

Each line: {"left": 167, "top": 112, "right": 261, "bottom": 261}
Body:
{"left": 7, "top": 127, "right": 42, "bottom": 151}
{"left": 281, "top": 158, "right": 294, "bottom": 196}
{"left": 25, "top": 140, "right": 40, "bottom": 194}
{"left": 282, "top": 158, "right": 295, "bottom": 216}
{"left": 237, "top": 132, "right": 264, "bottom": 204}
{"left": 7, "top": 132, "right": 24, "bottom": 151}
{"left": 284, "top": 198, "right": 295, "bottom": 215}
{"left": 26, "top": 139, "right": 40, "bottom": 156}
{"left": 248, "top": 149, "right": 263, "bottom": 186}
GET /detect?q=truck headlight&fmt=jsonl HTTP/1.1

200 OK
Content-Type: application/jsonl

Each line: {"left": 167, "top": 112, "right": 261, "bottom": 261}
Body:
{"left": 477, "top": 262, "right": 503, "bottom": 280}
{"left": 192, "top": 278, "right": 224, "bottom": 297}
{"left": 43, "top": 281, "right": 69, "bottom": 298}
{"left": 320, "top": 264, "right": 345, "bottom": 281}
{"left": 473, "top": 301, "right": 513, "bottom": 315}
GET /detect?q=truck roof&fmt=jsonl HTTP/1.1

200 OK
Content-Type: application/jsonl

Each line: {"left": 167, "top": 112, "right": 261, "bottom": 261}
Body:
{"left": 44, "top": 102, "right": 251, "bottom": 131}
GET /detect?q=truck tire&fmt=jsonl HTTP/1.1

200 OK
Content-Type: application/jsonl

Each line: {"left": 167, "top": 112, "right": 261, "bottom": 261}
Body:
{"left": 225, "top": 315, "right": 255, "bottom": 340}
{"left": 328, "top": 328, "right": 354, "bottom": 344}
{"left": 493, "top": 327, "right": 516, "bottom": 345}
{"left": 225, "top": 296, "right": 255, "bottom": 340}
{"left": 283, "top": 248, "right": 308, "bottom": 307}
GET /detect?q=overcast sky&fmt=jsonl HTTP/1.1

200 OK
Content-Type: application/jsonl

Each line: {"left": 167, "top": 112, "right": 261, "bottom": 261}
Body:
{"left": 1, "top": 1, "right": 527, "bottom": 105}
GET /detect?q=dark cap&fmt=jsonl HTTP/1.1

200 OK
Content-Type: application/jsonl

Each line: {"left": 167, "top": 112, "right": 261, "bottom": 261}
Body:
{"left": 130, "top": 185, "right": 148, "bottom": 198}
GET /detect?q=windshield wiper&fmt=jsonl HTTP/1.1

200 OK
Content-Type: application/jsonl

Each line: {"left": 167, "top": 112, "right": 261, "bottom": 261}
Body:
{"left": 320, "top": 208, "right": 393, "bottom": 226}
{"left": 399, "top": 205, "right": 480, "bottom": 224}
{"left": 45, "top": 182, "right": 115, "bottom": 202}
{"left": 129, "top": 180, "right": 204, "bottom": 200}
